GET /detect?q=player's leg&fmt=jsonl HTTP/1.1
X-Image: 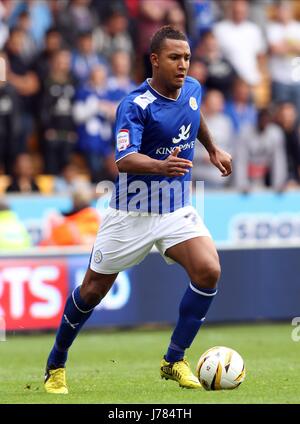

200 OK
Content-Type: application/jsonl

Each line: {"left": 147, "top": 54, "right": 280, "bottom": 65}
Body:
{"left": 45, "top": 269, "right": 117, "bottom": 394}
{"left": 45, "top": 208, "right": 156, "bottom": 393}
{"left": 160, "top": 236, "right": 220, "bottom": 387}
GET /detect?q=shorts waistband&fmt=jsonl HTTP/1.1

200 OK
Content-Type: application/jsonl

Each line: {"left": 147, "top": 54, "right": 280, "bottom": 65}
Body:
{"left": 107, "top": 206, "right": 192, "bottom": 217}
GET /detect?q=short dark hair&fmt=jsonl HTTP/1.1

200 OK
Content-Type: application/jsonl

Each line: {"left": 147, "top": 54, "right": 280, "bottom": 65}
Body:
{"left": 77, "top": 30, "right": 93, "bottom": 40}
{"left": 150, "top": 25, "right": 188, "bottom": 54}
{"left": 45, "top": 26, "right": 60, "bottom": 37}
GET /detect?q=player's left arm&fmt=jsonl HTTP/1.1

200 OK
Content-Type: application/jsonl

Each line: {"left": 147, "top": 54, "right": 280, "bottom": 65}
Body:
{"left": 197, "top": 110, "right": 232, "bottom": 177}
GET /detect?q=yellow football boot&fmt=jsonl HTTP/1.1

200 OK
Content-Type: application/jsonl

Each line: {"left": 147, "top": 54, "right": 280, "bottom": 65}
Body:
{"left": 44, "top": 368, "right": 68, "bottom": 394}
{"left": 160, "top": 357, "right": 201, "bottom": 389}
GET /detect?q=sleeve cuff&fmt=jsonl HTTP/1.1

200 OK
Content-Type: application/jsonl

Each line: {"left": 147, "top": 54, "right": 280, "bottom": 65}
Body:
{"left": 115, "top": 150, "right": 138, "bottom": 163}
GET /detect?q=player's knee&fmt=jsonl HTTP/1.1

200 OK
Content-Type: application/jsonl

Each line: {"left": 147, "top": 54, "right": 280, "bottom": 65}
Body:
{"left": 191, "top": 261, "right": 221, "bottom": 289}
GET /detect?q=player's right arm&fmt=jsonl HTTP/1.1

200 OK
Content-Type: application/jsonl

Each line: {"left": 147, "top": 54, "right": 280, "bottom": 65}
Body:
{"left": 115, "top": 98, "right": 192, "bottom": 177}
{"left": 117, "top": 147, "right": 192, "bottom": 177}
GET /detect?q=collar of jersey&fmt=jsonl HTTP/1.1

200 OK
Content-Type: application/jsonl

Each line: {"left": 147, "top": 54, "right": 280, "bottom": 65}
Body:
{"left": 146, "top": 78, "right": 182, "bottom": 102}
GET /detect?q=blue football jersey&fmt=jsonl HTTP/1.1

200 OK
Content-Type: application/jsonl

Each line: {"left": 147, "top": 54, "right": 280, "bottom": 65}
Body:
{"left": 74, "top": 84, "right": 113, "bottom": 156}
{"left": 109, "top": 77, "right": 202, "bottom": 213}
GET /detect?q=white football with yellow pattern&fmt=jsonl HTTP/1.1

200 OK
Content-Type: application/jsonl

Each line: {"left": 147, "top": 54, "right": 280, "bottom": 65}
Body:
{"left": 196, "top": 346, "right": 246, "bottom": 390}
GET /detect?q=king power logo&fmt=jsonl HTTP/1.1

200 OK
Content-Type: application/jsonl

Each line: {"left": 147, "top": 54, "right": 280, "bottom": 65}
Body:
{"left": 172, "top": 123, "right": 191, "bottom": 144}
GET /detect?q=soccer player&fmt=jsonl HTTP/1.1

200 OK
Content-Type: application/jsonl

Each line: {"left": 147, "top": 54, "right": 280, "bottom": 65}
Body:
{"left": 44, "top": 26, "right": 232, "bottom": 394}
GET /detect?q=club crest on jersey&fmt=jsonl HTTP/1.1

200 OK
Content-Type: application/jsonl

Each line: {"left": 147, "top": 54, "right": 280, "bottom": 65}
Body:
{"left": 94, "top": 250, "right": 103, "bottom": 263}
{"left": 172, "top": 123, "right": 191, "bottom": 144}
{"left": 117, "top": 129, "right": 130, "bottom": 151}
{"left": 189, "top": 97, "right": 198, "bottom": 110}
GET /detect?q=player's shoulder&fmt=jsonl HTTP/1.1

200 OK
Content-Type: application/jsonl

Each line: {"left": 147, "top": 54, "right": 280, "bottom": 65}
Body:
{"left": 118, "top": 80, "right": 156, "bottom": 112}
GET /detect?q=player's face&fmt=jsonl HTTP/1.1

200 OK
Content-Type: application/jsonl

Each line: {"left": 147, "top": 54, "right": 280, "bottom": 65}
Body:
{"left": 153, "top": 39, "right": 191, "bottom": 90}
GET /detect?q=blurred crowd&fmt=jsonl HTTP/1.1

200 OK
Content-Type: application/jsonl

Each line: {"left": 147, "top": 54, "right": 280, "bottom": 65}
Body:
{"left": 0, "top": 0, "right": 300, "bottom": 196}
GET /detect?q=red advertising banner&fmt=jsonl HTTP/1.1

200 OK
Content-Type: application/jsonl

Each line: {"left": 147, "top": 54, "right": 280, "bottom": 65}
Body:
{"left": 0, "top": 259, "right": 68, "bottom": 330}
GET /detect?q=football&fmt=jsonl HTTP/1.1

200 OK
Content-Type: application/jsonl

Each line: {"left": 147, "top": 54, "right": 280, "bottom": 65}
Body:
{"left": 196, "top": 346, "right": 246, "bottom": 390}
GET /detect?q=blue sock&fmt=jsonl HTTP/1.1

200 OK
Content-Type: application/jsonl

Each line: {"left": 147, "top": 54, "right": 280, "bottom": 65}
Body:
{"left": 47, "top": 286, "right": 95, "bottom": 369}
{"left": 165, "top": 282, "right": 217, "bottom": 363}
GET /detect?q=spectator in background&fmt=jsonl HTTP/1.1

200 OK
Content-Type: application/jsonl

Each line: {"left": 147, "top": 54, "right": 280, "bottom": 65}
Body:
{"left": 214, "top": 0, "right": 266, "bottom": 86}
{"left": 224, "top": 77, "right": 257, "bottom": 134}
{"left": 164, "top": 6, "right": 187, "bottom": 33}
{"left": 39, "top": 49, "right": 77, "bottom": 175}
{"left": 53, "top": 162, "right": 91, "bottom": 194}
{"left": 193, "top": 90, "right": 235, "bottom": 189}
{"left": 33, "top": 26, "right": 63, "bottom": 82}
{"left": 5, "top": 28, "right": 40, "bottom": 152}
{"left": 193, "top": 31, "right": 236, "bottom": 99}
{"left": 235, "top": 109, "right": 287, "bottom": 192}
{"left": 48, "top": 0, "right": 74, "bottom": 47}
{"left": 0, "top": 53, "right": 22, "bottom": 175}
{"left": 93, "top": 7, "right": 133, "bottom": 61}
{"left": 107, "top": 50, "right": 136, "bottom": 101}
{"left": 122, "top": 0, "right": 139, "bottom": 44}
{"left": 266, "top": 0, "right": 300, "bottom": 114}
{"left": 14, "top": 10, "right": 38, "bottom": 64}
{"left": 0, "top": 0, "right": 9, "bottom": 49}
{"left": 0, "top": 201, "right": 32, "bottom": 250}
{"left": 137, "top": 0, "right": 180, "bottom": 78}
{"left": 248, "top": 0, "right": 272, "bottom": 30}
{"left": 67, "top": 0, "right": 96, "bottom": 33}
{"left": 188, "top": 58, "right": 208, "bottom": 87}
{"left": 92, "top": 0, "right": 128, "bottom": 22}
{"left": 275, "top": 102, "right": 300, "bottom": 187}
{"left": 50, "top": 0, "right": 97, "bottom": 49}
{"left": 187, "top": 0, "right": 216, "bottom": 46}
{"left": 40, "top": 187, "right": 100, "bottom": 247}
{"left": 73, "top": 64, "right": 118, "bottom": 182}
{"left": 6, "top": 153, "right": 40, "bottom": 193}
{"left": 71, "top": 30, "right": 105, "bottom": 83}
{"left": 8, "top": 0, "right": 52, "bottom": 49}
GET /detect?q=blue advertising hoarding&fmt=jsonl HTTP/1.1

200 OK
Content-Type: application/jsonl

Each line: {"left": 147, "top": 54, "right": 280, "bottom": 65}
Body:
{"left": 0, "top": 247, "right": 299, "bottom": 331}
{"left": 2, "top": 190, "right": 299, "bottom": 330}
{"left": 202, "top": 191, "right": 300, "bottom": 244}
{"left": 6, "top": 191, "right": 300, "bottom": 246}
{"left": 66, "top": 248, "right": 300, "bottom": 327}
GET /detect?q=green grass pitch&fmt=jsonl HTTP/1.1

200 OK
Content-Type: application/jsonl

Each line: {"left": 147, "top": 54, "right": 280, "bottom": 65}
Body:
{"left": 0, "top": 323, "right": 299, "bottom": 404}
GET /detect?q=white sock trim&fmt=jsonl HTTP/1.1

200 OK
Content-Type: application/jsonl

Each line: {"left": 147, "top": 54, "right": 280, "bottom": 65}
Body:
{"left": 72, "top": 288, "right": 94, "bottom": 313}
{"left": 189, "top": 282, "right": 217, "bottom": 296}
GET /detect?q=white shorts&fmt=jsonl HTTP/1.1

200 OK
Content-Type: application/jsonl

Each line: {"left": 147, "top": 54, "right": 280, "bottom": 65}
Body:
{"left": 90, "top": 205, "right": 211, "bottom": 274}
